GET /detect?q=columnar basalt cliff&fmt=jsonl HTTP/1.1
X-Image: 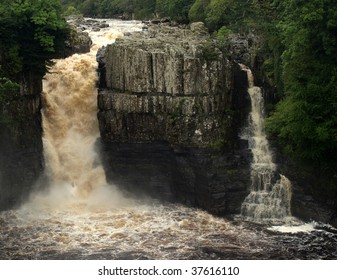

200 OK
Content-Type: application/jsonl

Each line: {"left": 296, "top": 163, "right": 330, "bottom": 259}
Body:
{"left": 97, "top": 23, "right": 252, "bottom": 214}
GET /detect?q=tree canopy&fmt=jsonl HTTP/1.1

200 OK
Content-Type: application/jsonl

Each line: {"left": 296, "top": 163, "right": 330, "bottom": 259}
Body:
{"left": 0, "top": 0, "right": 69, "bottom": 81}
{"left": 266, "top": 0, "right": 337, "bottom": 176}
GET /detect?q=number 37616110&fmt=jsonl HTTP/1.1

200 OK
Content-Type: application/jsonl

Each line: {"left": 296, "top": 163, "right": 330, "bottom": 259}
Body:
{"left": 191, "top": 266, "right": 239, "bottom": 276}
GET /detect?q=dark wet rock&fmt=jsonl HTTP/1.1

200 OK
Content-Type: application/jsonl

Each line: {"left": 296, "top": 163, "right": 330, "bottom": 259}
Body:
{"left": 100, "top": 143, "right": 250, "bottom": 214}
{"left": 65, "top": 25, "right": 92, "bottom": 56}
{"left": 118, "top": 15, "right": 130, "bottom": 21}
{"left": 0, "top": 72, "right": 44, "bottom": 210}
{"left": 92, "top": 27, "right": 101, "bottom": 32}
{"left": 150, "top": 19, "right": 161, "bottom": 24}
{"left": 99, "top": 23, "right": 109, "bottom": 28}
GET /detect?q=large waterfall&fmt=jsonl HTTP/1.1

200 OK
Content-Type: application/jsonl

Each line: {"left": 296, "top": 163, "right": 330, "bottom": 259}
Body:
{"left": 240, "top": 65, "right": 292, "bottom": 223}
{"left": 42, "top": 48, "right": 106, "bottom": 198}
{"left": 39, "top": 20, "right": 143, "bottom": 207}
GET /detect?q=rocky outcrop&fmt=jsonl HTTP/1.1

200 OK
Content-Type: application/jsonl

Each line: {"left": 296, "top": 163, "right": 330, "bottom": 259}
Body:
{"left": 65, "top": 16, "right": 93, "bottom": 56}
{"left": 97, "top": 23, "right": 252, "bottom": 214}
{"left": 277, "top": 159, "right": 337, "bottom": 227}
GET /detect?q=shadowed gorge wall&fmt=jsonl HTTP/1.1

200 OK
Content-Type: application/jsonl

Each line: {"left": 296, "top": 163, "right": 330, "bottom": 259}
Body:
{"left": 0, "top": 73, "right": 44, "bottom": 210}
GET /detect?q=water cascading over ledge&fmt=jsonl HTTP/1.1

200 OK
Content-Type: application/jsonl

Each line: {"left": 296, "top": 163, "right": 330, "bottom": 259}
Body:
{"left": 239, "top": 64, "right": 292, "bottom": 223}
{"left": 39, "top": 19, "right": 144, "bottom": 207}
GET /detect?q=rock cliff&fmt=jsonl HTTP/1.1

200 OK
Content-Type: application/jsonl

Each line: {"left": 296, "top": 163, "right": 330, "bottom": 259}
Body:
{"left": 98, "top": 23, "right": 233, "bottom": 146}
{"left": 97, "top": 23, "right": 252, "bottom": 214}
{"left": 0, "top": 72, "right": 44, "bottom": 210}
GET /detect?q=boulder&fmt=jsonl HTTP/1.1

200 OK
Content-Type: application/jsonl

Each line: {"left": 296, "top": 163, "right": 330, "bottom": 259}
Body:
{"left": 65, "top": 27, "right": 92, "bottom": 56}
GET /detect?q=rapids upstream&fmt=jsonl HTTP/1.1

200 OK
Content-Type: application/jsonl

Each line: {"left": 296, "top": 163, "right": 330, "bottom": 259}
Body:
{"left": 0, "top": 19, "right": 336, "bottom": 260}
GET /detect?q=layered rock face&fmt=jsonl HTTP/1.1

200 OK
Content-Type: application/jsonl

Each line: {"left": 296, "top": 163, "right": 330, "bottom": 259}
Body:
{"left": 0, "top": 73, "right": 44, "bottom": 210}
{"left": 97, "top": 23, "right": 251, "bottom": 214}
{"left": 98, "top": 23, "right": 232, "bottom": 146}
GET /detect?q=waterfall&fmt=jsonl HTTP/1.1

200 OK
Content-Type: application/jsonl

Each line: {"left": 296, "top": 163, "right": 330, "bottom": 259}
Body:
{"left": 240, "top": 64, "right": 292, "bottom": 223}
{"left": 38, "top": 20, "right": 143, "bottom": 206}
{"left": 42, "top": 51, "right": 105, "bottom": 198}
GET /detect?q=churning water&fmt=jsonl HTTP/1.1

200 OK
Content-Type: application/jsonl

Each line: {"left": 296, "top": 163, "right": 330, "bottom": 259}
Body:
{"left": 0, "top": 20, "right": 336, "bottom": 260}
{"left": 1, "top": 199, "right": 337, "bottom": 259}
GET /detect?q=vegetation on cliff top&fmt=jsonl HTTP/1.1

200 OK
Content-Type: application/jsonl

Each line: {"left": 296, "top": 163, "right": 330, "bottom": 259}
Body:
{"left": 0, "top": 0, "right": 69, "bottom": 85}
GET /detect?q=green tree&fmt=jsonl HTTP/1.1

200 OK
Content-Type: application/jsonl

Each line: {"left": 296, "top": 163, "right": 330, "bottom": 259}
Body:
{"left": 96, "top": 0, "right": 122, "bottom": 17}
{"left": 133, "top": 0, "right": 156, "bottom": 19}
{"left": 188, "top": 0, "right": 210, "bottom": 23}
{"left": 266, "top": 0, "right": 337, "bottom": 176}
{"left": 204, "top": 0, "right": 233, "bottom": 32}
{"left": 156, "top": 0, "right": 194, "bottom": 23}
{"left": 0, "top": 77, "right": 19, "bottom": 104}
{"left": 0, "top": 0, "right": 69, "bottom": 78}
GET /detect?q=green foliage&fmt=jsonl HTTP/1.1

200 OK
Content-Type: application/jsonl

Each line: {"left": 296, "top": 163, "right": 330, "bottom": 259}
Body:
{"left": 156, "top": 0, "right": 194, "bottom": 23}
{"left": 204, "top": 0, "right": 232, "bottom": 32}
{"left": 266, "top": 0, "right": 337, "bottom": 176}
{"left": 126, "top": 0, "right": 156, "bottom": 19}
{"left": 0, "top": 0, "right": 69, "bottom": 79}
{"left": 215, "top": 26, "right": 232, "bottom": 39}
{"left": 188, "top": 0, "right": 273, "bottom": 33}
{"left": 62, "top": 5, "right": 81, "bottom": 16}
{"left": 59, "top": 0, "right": 156, "bottom": 18}
{"left": 0, "top": 78, "right": 19, "bottom": 103}
{"left": 199, "top": 40, "right": 219, "bottom": 62}
{"left": 188, "top": 0, "right": 210, "bottom": 22}
{"left": 188, "top": 0, "right": 211, "bottom": 22}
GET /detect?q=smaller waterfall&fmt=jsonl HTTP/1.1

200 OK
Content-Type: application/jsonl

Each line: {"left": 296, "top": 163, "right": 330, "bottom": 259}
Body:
{"left": 240, "top": 64, "right": 292, "bottom": 222}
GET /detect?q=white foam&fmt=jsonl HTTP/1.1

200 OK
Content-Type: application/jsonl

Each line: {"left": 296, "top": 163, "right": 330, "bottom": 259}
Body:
{"left": 268, "top": 222, "right": 316, "bottom": 233}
